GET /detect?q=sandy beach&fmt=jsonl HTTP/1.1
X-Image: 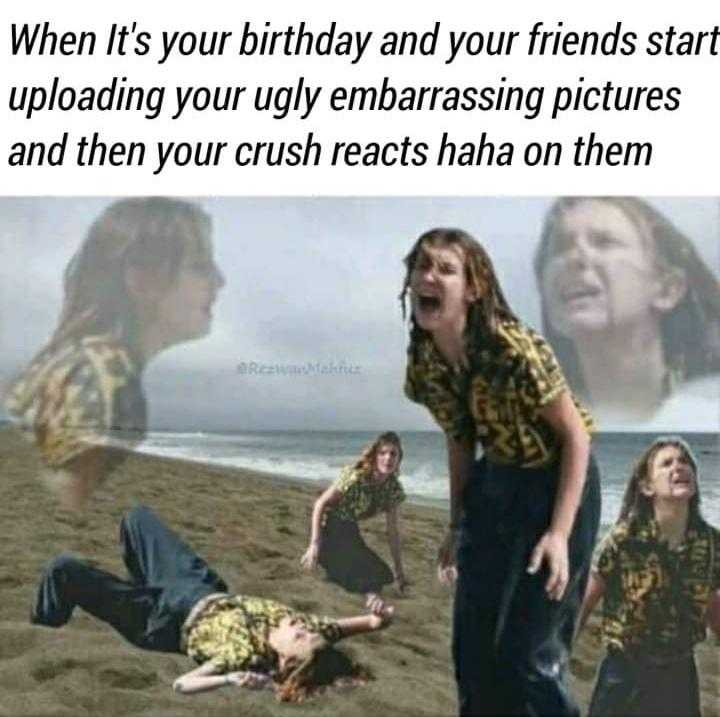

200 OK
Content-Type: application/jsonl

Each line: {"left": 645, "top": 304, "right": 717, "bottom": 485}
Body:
{"left": 0, "top": 426, "right": 717, "bottom": 717}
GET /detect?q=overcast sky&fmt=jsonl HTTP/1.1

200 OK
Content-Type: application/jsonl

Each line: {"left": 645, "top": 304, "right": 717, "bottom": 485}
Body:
{"left": 1, "top": 197, "right": 717, "bottom": 432}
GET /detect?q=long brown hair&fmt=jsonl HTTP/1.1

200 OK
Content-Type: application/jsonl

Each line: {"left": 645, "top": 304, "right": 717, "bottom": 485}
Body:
{"left": 400, "top": 228, "right": 518, "bottom": 346}
{"left": 618, "top": 436, "right": 702, "bottom": 525}
{"left": 353, "top": 431, "right": 403, "bottom": 476}
{"left": 275, "top": 644, "right": 373, "bottom": 703}
{"left": 535, "top": 197, "right": 720, "bottom": 398}
{"left": 41, "top": 197, "right": 211, "bottom": 358}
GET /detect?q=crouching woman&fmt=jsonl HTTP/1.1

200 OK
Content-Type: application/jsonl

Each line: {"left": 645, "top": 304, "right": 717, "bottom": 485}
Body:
{"left": 301, "top": 432, "right": 407, "bottom": 614}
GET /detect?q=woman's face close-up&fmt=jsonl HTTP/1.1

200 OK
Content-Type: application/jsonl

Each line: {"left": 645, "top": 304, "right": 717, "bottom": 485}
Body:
{"left": 642, "top": 444, "right": 697, "bottom": 504}
{"left": 410, "top": 243, "right": 474, "bottom": 334}
{"left": 374, "top": 442, "right": 401, "bottom": 477}
{"left": 540, "top": 200, "right": 661, "bottom": 339}
{"left": 153, "top": 235, "right": 225, "bottom": 345}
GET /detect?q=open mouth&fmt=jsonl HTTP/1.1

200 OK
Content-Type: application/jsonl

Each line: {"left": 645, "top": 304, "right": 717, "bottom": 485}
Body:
{"left": 560, "top": 285, "right": 602, "bottom": 302}
{"left": 417, "top": 294, "right": 442, "bottom": 312}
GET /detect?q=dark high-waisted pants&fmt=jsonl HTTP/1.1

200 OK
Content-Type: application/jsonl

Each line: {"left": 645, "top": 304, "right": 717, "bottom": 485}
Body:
{"left": 452, "top": 455, "right": 601, "bottom": 716}
{"left": 318, "top": 513, "right": 394, "bottom": 594}
{"left": 588, "top": 650, "right": 701, "bottom": 717}
{"left": 31, "top": 505, "right": 228, "bottom": 653}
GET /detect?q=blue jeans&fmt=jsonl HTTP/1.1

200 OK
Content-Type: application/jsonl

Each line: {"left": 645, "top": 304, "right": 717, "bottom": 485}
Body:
{"left": 31, "top": 506, "right": 228, "bottom": 652}
{"left": 452, "top": 455, "right": 601, "bottom": 716}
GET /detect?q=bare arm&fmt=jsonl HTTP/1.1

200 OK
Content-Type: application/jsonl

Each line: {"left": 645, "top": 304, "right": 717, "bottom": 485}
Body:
{"left": 61, "top": 444, "right": 134, "bottom": 511}
{"left": 300, "top": 484, "right": 342, "bottom": 569}
{"left": 437, "top": 435, "right": 475, "bottom": 584}
{"left": 540, "top": 392, "right": 590, "bottom": 538}
{"left": 172, "top": 661, "right": 271, "bottom": 695}
{"left": 576, "top": 572, "right": 606, "bottom": 640}
{"left": 529, "top": 392, "right": 591, "bottom": 600}
{"left": 446, "top": 435, "right": 476, "bottom": 528}
{"left": 61, "top": 447, "right": 110, "bottom": 511}
{"left": 386, "top": 507, "right": 406, "bottom": 590}
{"left": 309, "top": 484, "right": 341, "bottom": 545}
{"left": 172, "top": 662, "right": 225, "bottom": 694}
{"left": 335, "top": 610, "right": 393, "bottom": 637}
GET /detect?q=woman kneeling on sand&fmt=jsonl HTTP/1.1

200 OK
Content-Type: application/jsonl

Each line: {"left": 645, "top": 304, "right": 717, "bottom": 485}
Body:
{"left": 300, "top": 432, "right": 407, "bottom": 615}
{"left": 31, "top": 506, "right": 392, "bottom": 702}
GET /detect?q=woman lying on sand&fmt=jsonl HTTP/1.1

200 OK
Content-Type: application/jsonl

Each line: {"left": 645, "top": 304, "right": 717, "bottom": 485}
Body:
{"left": 300, "top": 432, "right": 407, "bottom": 614}
{"left": 31, "top": 506, "right": 392, "bottom": 702}
{"left": 579, "top": 437, "right": 720, "bottom": 716}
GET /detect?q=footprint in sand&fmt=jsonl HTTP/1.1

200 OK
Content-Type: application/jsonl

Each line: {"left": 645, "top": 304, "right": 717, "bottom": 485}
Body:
{"left": 97, "top": 666, "right": 158, "bottom": 690}
{"left": 31, "top": 658, "right": 84, "bottom": 682}
{"left": 394, "top": 639, "right": 432, "bottom": 658}
{"left": 262, "top": 564, "right": 295, "bottom": 581}
{"left": 243, "top": 543, "right": 283, "bottom": 560}
{"left": 259, "top": 547, "right": 283, "bottom": 558}
{"left": 178, "top": 519, "right": 216, "bottom": 534}
{"left": 0, "top": 626, "right": 40, "bottom": 659}
{"left": 54, "top": 513, "right": 89, "bottom": 529}
{"left": 0, "top": 574, "right": 24, "bottom": 588}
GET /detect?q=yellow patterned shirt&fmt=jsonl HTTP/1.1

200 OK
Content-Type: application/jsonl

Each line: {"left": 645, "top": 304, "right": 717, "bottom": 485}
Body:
{"left": 593, "top": 516, "right": 720, "bottom": 658}
{"left": 327, "top": 466, "right": 406, "bottom": 523}
{"left": 4, "top": 334, "right": 146, "bottom": 467}
{"left": 184, "top": 596, "right": 343, "bottom": 673}
{"left": 405, "top": 319, "right": 594, "bottom": 467}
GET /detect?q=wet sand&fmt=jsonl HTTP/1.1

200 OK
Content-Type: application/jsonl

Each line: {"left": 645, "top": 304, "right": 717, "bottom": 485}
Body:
{"left": 0, "top": 427, "right": 717, "bottom": 716}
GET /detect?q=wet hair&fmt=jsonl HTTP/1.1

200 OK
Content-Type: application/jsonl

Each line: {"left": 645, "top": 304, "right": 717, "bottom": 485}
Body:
{"left": 535, "top": 197, "right": 720, "bottom": 398}
{"left": 400, "top": 228, "right": 518, "bottom": 346}
{"left": 42, "top": 197, "right": 211, "bottom": 357}
{"left": 354, "top": 431, "right": 403, "bottom": 476}
{"left": 275, "top": 644, "right": 373, "bottom": 703}
{"left": 618, "top": 436, "right": 702, "bottom": 525}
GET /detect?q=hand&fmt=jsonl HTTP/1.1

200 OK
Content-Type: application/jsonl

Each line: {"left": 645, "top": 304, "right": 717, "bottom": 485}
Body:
{"left": 368, "top": 604, "right": 395, "bottom": 630}
{"left": 300, "top": 542, "right": 319, "bottom": 571}
{"left": 437, "top": 528, "right": 458, "bottom": 586}
{"left": 365, "top": 592, "right": 387, "bottom": 615}
{"left": 527, "top": 530, "right": 569, "bottom": 601}
{"left": 226, "top": 671, "right": 272, "bottom": 690}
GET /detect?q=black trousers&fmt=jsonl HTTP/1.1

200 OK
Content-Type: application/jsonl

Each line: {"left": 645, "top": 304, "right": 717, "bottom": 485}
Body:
{"left": 452, "top": 455, "right": 601, "bottom": 717}
{"left": 31, "top": 505, "right": 228, "bottom": 653}
{"left": 588, "top": 650, "right": 701, "bottom": 717}
{"left": 318, "top": 514, "right": 394, "bottom": 594}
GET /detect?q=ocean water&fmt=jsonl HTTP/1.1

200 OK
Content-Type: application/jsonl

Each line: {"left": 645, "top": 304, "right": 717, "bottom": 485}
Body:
{"left": 135, "top": 430, "right": 719, "bottom": 530}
